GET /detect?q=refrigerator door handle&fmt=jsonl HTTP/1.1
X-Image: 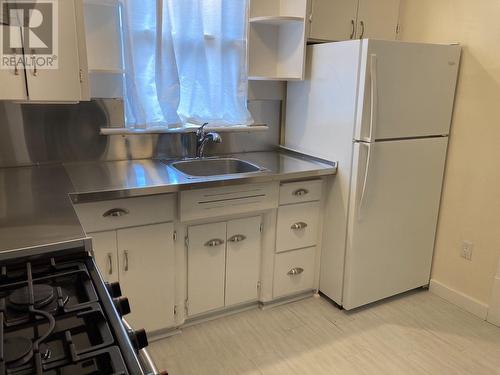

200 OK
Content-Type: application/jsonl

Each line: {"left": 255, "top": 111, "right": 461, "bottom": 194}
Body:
{"left": 367, "top": 54, "right": 378, "bottom": 142}
{"left": 358, "top": 142, "right": 373, "bottom": 220}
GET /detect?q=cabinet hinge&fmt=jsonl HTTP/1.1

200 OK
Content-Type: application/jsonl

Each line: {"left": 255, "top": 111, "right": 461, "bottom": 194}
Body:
{"left": 396, "top": 23, "right": 400, "bottom": 35}
{"left": 257, "top": 281, "right": 261, "bottom": 290}
{"left": 79, "top": 69, "right": 84, "bottom": 83}
{"left": 259, "top": 223, "right": 263, "bottom": 233}
{"left": 184, "top": 236, "right": 189, "bottom": 247}
{"left": 173, "top": 231, "right": 177, "bottom": 241}
{"left": 174, "top": 305, "right": 177, "bottom": 315}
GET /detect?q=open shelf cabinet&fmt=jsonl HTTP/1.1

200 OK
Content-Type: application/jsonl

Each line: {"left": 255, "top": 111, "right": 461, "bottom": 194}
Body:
{"left": 248, "top": 0, "right": 309, "bottom": 81}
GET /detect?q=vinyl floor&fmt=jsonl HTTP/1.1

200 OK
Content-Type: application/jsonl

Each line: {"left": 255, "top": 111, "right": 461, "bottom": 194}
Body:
{"left": 150, "top": 290, "right": 500, "bottom": 374}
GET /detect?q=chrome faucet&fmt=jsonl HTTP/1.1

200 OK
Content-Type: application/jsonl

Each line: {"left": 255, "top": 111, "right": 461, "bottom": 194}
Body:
{"left": 196, "top": 123, "right": 222, "bottom": 158}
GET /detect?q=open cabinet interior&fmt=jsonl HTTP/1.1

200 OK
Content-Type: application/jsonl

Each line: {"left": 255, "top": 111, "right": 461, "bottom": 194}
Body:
{"left": 248, "top": 0, "right": 308, "bottom": 81}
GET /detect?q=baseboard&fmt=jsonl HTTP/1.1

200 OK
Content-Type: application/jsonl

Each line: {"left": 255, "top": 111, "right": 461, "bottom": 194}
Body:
{"left": 429, "top": 279, "right": 489, "bottom": 320}
{"left": 487, "top": 276, "right": 500, "bottom": 327}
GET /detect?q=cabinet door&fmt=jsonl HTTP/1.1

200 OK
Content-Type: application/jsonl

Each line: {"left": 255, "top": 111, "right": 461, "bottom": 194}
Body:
{"left": 117, "top": 223, "right": 176, "bottom": 332}
{"left": 356, "top": 0, "right": 400, "bottom": 40}
{"left": 225, "top": 216, "right": 262, "bottom": 307}
{"left": 25, "top": 0, "right": 86, "bottom": 101}
{"left": 89, "top": 231, "right": 118, "bottom": 283}
{"left": 308, "top": 0, "right": 358, "bottom": 42}
{"left": 0, "top": 24, "right": 28, "bottom": 100}
{"left": 187, "top": 222, "right": 227, "bottom": 316}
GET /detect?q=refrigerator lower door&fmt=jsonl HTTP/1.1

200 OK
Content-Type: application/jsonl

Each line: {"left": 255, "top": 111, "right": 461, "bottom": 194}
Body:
{"left": 343, "top": 137, "right": 448, "bottom": 310}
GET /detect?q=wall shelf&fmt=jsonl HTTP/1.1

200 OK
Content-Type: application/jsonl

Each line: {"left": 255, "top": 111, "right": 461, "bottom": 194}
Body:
{"left": 249, "top": 16, "right": 304, "bottom": 25}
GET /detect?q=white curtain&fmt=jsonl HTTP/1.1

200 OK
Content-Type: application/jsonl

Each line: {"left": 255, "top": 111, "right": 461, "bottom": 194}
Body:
{"left": 121, "top": 0, "right": 252, "bottom": 129}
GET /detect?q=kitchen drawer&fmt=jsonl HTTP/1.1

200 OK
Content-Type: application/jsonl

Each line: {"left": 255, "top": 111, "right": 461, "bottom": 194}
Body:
{"left": 74, "top": 194, "right": 176, "bottom": 232}
{"left": 279, "top": 180, "right": 323, "bottom": 205}
{"left": 276, "top": 202, "right": 320, "bottom": 253}
{"left": 180, "top": 182, "right": 279, "bottom": 222}
{"left": 273, "top": 247, "right": 316, "bottom": 298}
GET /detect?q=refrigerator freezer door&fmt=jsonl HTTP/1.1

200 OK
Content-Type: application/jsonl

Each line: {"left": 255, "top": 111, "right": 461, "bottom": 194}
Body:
{"left": 343, "top": 137, "right": 448, "bottom": 310}
{"left": 354, "top": 40, "right": 461, "bottom": 141}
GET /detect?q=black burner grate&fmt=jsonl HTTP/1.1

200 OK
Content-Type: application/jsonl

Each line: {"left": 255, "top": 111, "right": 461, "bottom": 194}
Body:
{"left": 0, "top": 256, "right": 130, "bottom": 375}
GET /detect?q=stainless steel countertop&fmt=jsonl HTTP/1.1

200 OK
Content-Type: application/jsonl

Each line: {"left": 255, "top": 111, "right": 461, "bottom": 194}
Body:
{"left": 0, "top": 164, "right": 87, "bottom": 254}
{"left": 65, "top": 151, "right": 337, "bottom": 203}
{"left": 0, "top": 150, "right": 336, "bottom": 254}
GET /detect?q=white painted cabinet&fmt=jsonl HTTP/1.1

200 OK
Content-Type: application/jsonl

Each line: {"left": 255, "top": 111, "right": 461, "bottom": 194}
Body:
{"left": 0, "top": 0, "right": 89, "bottom": 101}
{"left": 308, "top": 0, "right": 358, "bottom": 42}
{"left": 90, "top": 223, "right": 176, "bottom": 332}
{"left": 0, "top": 20, "right": 28, "bottom": 100}
{"left": 117, "top": 223, "right": 176, "bottom": 332}
{"left": 90, "top": 230, "right": 118, "bottom": 283}
{"left": 308, "top": 0, "right": 400, "bottom": 42}
{"left": 225, "top": 217, "right": 262, "bottom": 307}
{"left": 248, "top": 0, "right": 309, "bottom": 81}
{"left": 187, "top": 216, "right": 262, "bottom": 316}
{"left": 187, "top": 222, "right": 227, "bottom": 316}
{"left": 356, "top": 0, "right": 400, "bottom": 40}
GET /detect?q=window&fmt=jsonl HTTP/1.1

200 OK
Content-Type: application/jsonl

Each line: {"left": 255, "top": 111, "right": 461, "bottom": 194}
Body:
{"left": 121, "top": 0, "right": 252, "bottom": 130}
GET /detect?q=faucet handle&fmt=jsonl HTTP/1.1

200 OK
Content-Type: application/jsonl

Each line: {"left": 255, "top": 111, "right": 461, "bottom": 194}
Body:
{"left": 197, "top": 122, "right": 209, "bottom": 136}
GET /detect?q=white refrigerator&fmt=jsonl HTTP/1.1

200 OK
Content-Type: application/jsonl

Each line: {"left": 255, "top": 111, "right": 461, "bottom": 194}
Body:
{"left": 285, "top": 39, "right": 461, "bottom": 310}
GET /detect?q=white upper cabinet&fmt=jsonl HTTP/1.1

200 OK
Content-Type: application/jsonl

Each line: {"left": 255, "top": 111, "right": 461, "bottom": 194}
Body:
{"left": 0, "top": 24, "right": 28, "bottom": 100}
{"left": 248, "top": 0, "right": 308, "bottom": 81}
{"left": 308, "top": 0, "right": 358, "bottom": 42}
{"left": 27, "top": 0, "right": 89, "bottom": 101}
{"left": 355, "top": 0, "right": 400, "bottom": 40}
{"left": 0, "top": 0, "right": 89, "bottom": 101}
{"left": 308, "top": 0, "right": 400, "bottom": 42}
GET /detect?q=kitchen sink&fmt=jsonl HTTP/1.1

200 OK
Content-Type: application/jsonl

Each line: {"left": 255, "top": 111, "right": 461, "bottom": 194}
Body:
{"left": 169, "top": 158, "right": 264, "bottom": 177}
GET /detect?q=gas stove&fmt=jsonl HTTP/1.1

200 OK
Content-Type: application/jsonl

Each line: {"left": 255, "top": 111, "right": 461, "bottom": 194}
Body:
{"left": 0, "top": 242, "right": 163, "bottom": 375}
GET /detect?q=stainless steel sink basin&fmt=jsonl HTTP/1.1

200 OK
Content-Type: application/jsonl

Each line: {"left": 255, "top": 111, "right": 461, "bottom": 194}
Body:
{"left": 170, "top": 158, "right": 263, "bottom": 177}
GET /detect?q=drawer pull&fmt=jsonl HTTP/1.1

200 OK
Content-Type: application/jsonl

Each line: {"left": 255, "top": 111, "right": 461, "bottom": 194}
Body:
{"left": 103, "top": 208, "right": 130, "bottom": 218}
{"left": 205, "top": 239, "right": 225, "bottom": 247}
{"left": 293, "top": 188, "right": 309, "bottom": 197}
{"left": 288, "top": 267, "right": 304, "bottom": 276}
{"left": 291, "top": 222, "right": 308, "bottom": 230}
{"left": 228, "top": 234, "right": 247, "bottom": 243}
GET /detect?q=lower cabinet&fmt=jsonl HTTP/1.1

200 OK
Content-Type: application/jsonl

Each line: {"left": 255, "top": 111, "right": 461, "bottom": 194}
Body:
{"left": 90, "top": 222, "right": 176, "bottom": 332}
{"left": 187, "top": 216, "right": 262, "bottom": 316}
{"left": 91, "top": 231, "right": 119, "bottom": 283}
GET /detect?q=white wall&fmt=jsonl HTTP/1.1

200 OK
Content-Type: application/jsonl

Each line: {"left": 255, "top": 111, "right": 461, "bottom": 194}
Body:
{"left": 399, "top": 0, "right": 500, "bottom": 321}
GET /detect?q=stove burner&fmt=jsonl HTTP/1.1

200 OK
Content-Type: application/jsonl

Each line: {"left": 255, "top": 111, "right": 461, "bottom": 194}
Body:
{"left": 4, "top": 337, "right": 32, "bottom": 364}
{"left": 8, "top": 284, "right": 55, "bottom": 311}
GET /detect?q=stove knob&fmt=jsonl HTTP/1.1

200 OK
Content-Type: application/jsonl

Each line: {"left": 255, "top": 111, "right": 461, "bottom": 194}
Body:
{"left": 128, "top": 328, "right": 149, "bottom": 351}
{"left": 105, "top": 282, "right": 122, "bottom": 298}
{"left": 113, "top": 297, "right": 131, "bottom": 317}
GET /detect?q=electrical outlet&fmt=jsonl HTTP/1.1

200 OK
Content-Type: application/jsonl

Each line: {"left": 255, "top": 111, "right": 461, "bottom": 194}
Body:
{"left": 461, "top": 240, "right": 473, "bottom": 261}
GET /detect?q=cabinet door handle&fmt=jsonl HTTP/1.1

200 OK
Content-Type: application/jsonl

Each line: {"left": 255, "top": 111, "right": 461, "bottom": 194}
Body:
{"left": 14, "top": 54, "right": 19, "bottom": 76}
{"left": 228, "top": 234, "right": 247, "bottom": 243}
{"left": 123, "top": 250, "right": 129, "bottom": 271}
{"left": 103, "top": 208, "right": 129, "bottom": 218}
{"left": 288, "top": 267, "right": 304, "bottom": 276}
{"left": 107, "top": 252, "right": 113, "bottom": 275}
{"left": 293, "top": 188, "right": 309, "bottom": 197}
{"left": 359, "top": 21, "right": 365, "bottom": 39}
{"left": 204, "top": 239, "right": 225, "bottom": 247}
{"left": 350, "top": 19, "right": 355, "bottom": 39}
{"left": 291, "top": 222, "right": 308, "bottom": 230}
{"left": 32, "top": 50, "right": 38, "bottom": 76}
